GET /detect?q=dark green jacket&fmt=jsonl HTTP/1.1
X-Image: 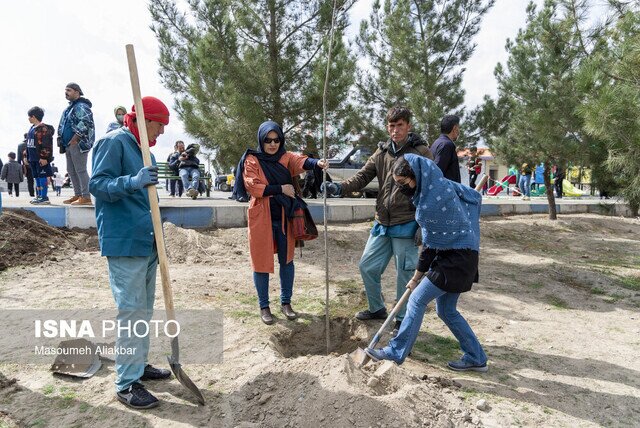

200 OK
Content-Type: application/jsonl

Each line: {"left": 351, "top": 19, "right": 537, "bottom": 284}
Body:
{"left": 341, "top": 133, "right": 433, "bottom": 226}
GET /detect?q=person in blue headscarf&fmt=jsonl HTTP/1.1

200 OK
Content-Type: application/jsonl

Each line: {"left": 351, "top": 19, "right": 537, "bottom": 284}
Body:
{"left": 365, "top": 153, "right": 488, "bottom": 372}
{"left": 234, "top": 121, "right": 328, "bottom": 325}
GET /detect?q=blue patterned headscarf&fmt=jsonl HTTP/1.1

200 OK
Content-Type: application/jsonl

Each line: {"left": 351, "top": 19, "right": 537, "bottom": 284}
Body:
{"left": 404, "top": 153, "right": 481, "bottom": 251}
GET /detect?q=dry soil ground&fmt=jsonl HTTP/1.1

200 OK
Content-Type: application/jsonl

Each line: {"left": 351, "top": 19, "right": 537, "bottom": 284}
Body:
{"left": 0, "top": 211, "right": 639, "bottom": 427}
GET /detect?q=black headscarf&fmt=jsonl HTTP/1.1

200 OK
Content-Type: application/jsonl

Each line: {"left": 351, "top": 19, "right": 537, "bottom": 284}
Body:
{"left": 232, "top": 121, "right": 304, "bottom": 217}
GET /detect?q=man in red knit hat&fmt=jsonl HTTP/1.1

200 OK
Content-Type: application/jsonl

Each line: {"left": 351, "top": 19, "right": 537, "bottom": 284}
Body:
{"left": 89, "top": 96, "right": 171, "bottom": 409}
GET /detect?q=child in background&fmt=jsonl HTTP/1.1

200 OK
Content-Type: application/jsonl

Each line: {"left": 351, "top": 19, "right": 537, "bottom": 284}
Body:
{"left": 53, "top": 173, "right": 64, "bottom": 196}
{"left": 1, "top": 152, "right": 24, "bottom": 196}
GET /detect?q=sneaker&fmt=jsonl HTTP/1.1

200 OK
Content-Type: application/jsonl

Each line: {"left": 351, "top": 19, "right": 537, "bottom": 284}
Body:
{"left": 447, "top": 359, "right": 488, "bottom": 373}
{"left": 34, "top": 197, "right": 51, "bottom": 205}
{"left": 187, "top": 188, "right": 198, "bottom": 198}
{"left": 29, "top": 197, "right": 41, "bottom": 204}
{"left": 140, "top": 364, "right": 171, "bottom": 381}
{"left": 391, "top": 320, "right": 402, "bottom": 337}
{"left": 116, "top": 382, "right": 159, "bottom": 409}
{"left": 364, "top": 347, "right": 388, "bottom": 362}
{"left": 355, "top": 307, "right": 388, "bottom": 321}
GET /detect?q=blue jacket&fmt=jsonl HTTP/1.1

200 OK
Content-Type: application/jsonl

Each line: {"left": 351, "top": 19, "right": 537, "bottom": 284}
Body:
{"left": 89, "top": 128, "right": 156, "bottom": 257}
{"left": 58, "top": 97, "right": 95, "bottom": 153}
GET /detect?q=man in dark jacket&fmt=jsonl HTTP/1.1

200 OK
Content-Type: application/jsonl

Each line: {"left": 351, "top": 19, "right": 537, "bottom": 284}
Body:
{"left": 178, "top": 143, "right": 201, "bottom": 199}
{"left": 430, "top": 115, "right": 461, "bottom": 183}
{"left": 26, "top": 106, "right": 55, "bottom": 204}
{"left": 323, "top": 106, "right": 433, "bottom": 333}
{"left": 17, "top": 135, "right": 35, "bottom": 197}
{"left": 57, "top": 82, "right": 95, "bottom": 205}
{"left": 167, "top": 140, "right": 185, "bottom": 197}
{"left": 1, "top": 152, "right": 23, "bottom": 196}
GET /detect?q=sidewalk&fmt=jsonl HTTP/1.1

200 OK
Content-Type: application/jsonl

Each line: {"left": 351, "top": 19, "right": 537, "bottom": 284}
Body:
{"left": 0, "top": 186, "right": 632, "bottom": 229}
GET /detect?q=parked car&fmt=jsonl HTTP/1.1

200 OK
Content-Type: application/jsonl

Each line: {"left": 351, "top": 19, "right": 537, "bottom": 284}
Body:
{"left": 327, "top": 146, "right": 378, "bottom": 198}
{"left": 215, "top": 174, "right": 235, "bottom": 192}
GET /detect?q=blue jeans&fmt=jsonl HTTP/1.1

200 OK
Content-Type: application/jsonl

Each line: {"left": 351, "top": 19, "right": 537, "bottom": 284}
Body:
{"left": 253, "top": 221, "right": 294, "bottom": 308}
{"left": 180, "top": 167, "right": 200, "bottom": 191}
{"left": 519, "top": 174, "right": 531, "bottom": 197}
{"left": 359, "top": 233, "right": 417, "bottom": 321}
{"left": 107, "top": 250, "right": 158, "bottom": 392}
{"left": 381, "top": 278, "right": 487, "bottom": 365}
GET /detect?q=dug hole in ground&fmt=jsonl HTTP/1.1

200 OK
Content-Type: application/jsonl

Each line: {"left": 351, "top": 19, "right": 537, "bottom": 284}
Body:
{"left": 0, "top": 209, "right": 639, "bottom": 427}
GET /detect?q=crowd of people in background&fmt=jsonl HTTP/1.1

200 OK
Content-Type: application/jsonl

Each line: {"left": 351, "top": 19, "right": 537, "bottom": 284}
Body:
{"left": 1, "top": 82, "right": 211, "bottom": 203}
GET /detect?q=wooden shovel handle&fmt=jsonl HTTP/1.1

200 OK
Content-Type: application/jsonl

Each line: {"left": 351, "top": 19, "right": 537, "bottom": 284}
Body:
{"left": 126, "top": 45, "right": 176, "bottom": 323}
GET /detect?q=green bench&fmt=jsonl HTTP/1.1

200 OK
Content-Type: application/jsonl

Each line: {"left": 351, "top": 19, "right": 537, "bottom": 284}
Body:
{"left": 156, "top": 162, "right": 212, "bottom": 197}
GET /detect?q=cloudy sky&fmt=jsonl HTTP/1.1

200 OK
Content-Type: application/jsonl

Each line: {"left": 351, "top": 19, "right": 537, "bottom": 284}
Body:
{"left": 0, "top": 0, "right": 541, "bottom": 173}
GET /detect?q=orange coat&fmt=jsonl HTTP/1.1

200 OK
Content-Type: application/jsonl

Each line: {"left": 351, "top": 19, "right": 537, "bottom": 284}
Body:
{"left": 244, "top": 152, "right": 308, "bottom": 273}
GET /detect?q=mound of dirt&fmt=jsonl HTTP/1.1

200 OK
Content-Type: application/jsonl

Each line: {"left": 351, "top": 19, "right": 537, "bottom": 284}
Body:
{"left": 228, "top": 354, "right": 478, "bottom": 427}
{"left": 0, "top": 209, "right": 98, "bottom": 271}
{"left": 163, "top": 222, "right": 247, "bottom": 264}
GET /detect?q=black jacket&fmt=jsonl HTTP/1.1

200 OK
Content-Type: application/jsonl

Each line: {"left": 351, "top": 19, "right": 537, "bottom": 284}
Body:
{"left": 430, "top": 134, "right": 460, "bottom": 183}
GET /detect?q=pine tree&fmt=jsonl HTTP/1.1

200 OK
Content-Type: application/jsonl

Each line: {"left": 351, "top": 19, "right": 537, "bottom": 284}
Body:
{"left": 354, "top": 0, "right": 494, "bottom": 149}
{"left": 149, "top": 0, "right": 356, "bottom": 169}
{"left": 484, "top": 0, "right": 595, "bottom": 219}
{"left": 578, "top": 6, "right": 640, "bottom": 215}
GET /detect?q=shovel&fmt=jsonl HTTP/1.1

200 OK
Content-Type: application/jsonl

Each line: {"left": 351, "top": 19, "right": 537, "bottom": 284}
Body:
{"left": 125, "top": 44, "right": 205, "bottom": 405}
{"left": 351, "top": 174, "right": 489, "bottom": 367}
{"left": 350, "top": 287, "right": 413, "bottom": 367}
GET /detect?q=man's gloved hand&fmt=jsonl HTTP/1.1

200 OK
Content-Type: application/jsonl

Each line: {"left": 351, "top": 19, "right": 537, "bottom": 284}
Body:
{"left": 130, "top": 165, "right": 159, "bottom": 190}
{"left": 320, "top": 181, "right": 342, "bottom": 197}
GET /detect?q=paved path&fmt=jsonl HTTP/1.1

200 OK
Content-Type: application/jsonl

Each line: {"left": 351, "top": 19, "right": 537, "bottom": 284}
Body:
{"left": 0, "top": 187, "right": 631, "bottom": 229}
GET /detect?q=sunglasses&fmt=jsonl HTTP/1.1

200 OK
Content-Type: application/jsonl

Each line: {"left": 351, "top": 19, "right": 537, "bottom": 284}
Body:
{"left": 264, "top": 137, "right": 281, "bottom": 145}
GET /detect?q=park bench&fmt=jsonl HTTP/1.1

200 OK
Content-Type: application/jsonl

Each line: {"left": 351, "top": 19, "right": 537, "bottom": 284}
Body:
{"left": 156, "top": 162, "right": 212, "bottom": 197}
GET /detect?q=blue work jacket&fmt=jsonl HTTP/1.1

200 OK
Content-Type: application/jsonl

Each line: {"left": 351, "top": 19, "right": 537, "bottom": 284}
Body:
{"left": 89, "top": 127, "right": 157, "bottom": 257}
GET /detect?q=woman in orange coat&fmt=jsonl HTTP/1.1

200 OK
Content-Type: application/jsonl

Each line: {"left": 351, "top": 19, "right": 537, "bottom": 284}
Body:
{"left": 235, "top": 121, "right": 327, "bottom": 324}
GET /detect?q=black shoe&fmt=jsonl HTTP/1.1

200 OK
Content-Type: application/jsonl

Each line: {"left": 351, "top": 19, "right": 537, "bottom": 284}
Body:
{"left": 391, "top": 320, "right": 402, "bottom": 337}
{"left": 140, "top": 364, "right": 171, "bottom": 381}
{"left": 281, "top": 304, "right": 297, "bottom": 320}
{"left": 261, "top": 307, "right": 274, "bottom": 325}
{"left": 355, "top": 307, "right": 388, "bottom": 320}
{"left": 116, "top": 382, "right": 159, "bottom": 409}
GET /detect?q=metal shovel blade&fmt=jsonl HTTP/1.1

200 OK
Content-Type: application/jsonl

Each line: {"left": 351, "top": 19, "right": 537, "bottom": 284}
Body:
{"left": 349, "top": 347, "right": 371, "bottom": 367}
{"left": 168, "top": 337, "right": 205, "bottom": 405}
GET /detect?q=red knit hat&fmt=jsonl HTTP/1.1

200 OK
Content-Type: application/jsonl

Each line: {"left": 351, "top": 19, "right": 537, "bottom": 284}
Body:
{"left": 123, "top": 96, "right": 170, "bottom": 147}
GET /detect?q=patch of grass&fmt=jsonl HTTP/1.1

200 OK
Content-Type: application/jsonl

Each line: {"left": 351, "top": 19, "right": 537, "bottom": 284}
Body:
{"left": 226, "top": 309, "right": 255, "bottom": 319}
{"left": 527, "top": 282, "right": 544, "bottom": 290}
{"left": 236, "top": 294, "right": 257, "bottom": 306}
{"left": 58, "top": 387, "right": 76, "bottom": 408}
{"left": 460, "top": 387, "right": 479, "bottom": 400}
{"left": 29, "top": 420, "right": 46, "bottom": 428}
{"left": 42, "top": 384, "right": 54, "bottom": 395}
{"left": 590, "top": 287, "right": 606, "bottom": 295}
{"left": 333, "top": 279, "right": 361, "bottom": 296}
{"left": 78, "top": 402, "right": 90, "bottom": 413}
{"left": 545, "top": 295, "right": 569, "bottom": 309}
{"left": 497, "top": 374, "right": 510, "bottom": 382}
{"left": 543, "top": 407, "right": 553, "bottom": 415}
{"left": 619, "top": 275, "right": 640, "bottom": 291}
{"left": 412, "top": 334, "right": 460, "bottom": 364}
{"left": 294, "top": 296, "right": 325, "bottom": 315}
{"left": 604, "top": 293, "right": 625, "bottom": 304}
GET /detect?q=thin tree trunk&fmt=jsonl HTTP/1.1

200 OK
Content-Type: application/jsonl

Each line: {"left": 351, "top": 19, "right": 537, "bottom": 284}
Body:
{"left": 544, "top": 162, "right": 557, "bottom": 220}
{"left": 268, "top": 0, "right": 282, "bottom": 125}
